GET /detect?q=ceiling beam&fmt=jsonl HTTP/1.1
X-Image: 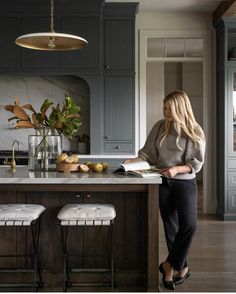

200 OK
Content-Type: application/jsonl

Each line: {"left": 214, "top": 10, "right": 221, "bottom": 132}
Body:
{"left": 213, "top": 0, "right": 236, "bottom": 27}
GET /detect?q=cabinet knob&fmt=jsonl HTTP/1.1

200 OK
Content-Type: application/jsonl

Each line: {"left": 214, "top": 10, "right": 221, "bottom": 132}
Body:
{"left": 115, "top": 146, "right": 121, "bottom": 149}
{"left": 104, "top": 135, "right": 110, "bottom": 139}
{"left": 75, "top": 194, "right": 81, "bottom": 198}
{"left": 86, "top": 194, "right": 91, "bottom": 198}
{"left": 105, "top": 65, "right": 110, "bottom": 69}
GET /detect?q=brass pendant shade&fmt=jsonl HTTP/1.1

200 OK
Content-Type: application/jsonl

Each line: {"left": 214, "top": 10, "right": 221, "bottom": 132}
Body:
{"left": 15, "top": 32, "right": 88, "bottom": 51}
{"left": 15, "top": 0, "right": 88, "bottom": 51}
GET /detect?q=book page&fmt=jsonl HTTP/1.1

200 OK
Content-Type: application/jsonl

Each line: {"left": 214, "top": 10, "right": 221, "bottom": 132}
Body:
{"left": 120, "top": 161, "right": 150, "bottom": 172}
{"left": 126, "top": 169, "right": 161, "bottom": 178}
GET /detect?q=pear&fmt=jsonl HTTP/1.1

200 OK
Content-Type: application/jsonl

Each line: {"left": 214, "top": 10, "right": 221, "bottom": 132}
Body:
{"left": 101, "top": 162, "right": 109, "bottom": 172}
{"left": 57, "top": 153, "right": 68, "bottom": 163}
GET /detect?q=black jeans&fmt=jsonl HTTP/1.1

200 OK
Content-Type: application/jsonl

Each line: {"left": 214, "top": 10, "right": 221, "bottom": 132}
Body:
{"left": 159, "top": 177, "right": 197, "bottom": 271}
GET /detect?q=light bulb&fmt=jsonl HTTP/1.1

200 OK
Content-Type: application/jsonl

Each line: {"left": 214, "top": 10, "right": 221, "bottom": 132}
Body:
{"left": 48, "top": 37, "right": 56, "bottom": 48}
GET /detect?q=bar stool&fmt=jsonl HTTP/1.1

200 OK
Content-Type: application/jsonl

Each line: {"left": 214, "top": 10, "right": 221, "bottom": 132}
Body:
{"left": 0, "top": 204, "right": 46, "bottom": 291}
{"left": 57, "top": 203, "right": 116, "bottom": 292}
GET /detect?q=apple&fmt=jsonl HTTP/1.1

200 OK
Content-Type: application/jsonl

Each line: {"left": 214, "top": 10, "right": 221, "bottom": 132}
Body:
{"left": 93, "top": 162, "right": 103, "bottom": 173}
{"left": 79, "top": 164, "right": 89, "bottom": 173}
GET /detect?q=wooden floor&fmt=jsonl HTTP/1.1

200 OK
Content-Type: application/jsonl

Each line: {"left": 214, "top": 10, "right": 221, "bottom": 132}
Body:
{"left": 159, "top": 214, "right": 236, "bottom": 292}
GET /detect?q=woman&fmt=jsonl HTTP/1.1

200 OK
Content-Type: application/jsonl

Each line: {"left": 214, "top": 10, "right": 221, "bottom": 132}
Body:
{"left": 125, "top": 90, "right": 205, "bottom": 290}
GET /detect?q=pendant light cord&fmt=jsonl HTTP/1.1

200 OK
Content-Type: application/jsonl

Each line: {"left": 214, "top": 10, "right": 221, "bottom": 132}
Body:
{"left": 50, "top": 0, "right": 55, "bottom": 33}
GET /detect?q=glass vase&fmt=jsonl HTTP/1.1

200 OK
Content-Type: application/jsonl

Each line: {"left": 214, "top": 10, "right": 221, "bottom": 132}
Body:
{"left": 28, "top": 128, "right": 62, "bottom": 171}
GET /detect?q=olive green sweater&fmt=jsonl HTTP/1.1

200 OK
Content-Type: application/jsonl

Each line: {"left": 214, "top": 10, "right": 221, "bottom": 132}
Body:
{"left": 138, "top": 119, "right": 205, "bottom": 180}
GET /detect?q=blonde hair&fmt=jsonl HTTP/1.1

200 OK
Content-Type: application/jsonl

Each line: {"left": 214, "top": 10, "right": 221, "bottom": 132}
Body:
{"left": 160, "top": 90, "right": 205, "bottom": 150}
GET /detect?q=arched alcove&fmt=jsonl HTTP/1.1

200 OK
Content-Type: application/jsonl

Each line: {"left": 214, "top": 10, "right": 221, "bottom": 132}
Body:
{"left": 0, "top": 75, "right": 90, "bottom": 154}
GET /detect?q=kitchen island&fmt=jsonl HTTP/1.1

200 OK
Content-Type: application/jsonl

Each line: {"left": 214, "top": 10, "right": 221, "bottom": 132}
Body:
{"left": 0, "top": 166, "right": 161, "bottom": 291}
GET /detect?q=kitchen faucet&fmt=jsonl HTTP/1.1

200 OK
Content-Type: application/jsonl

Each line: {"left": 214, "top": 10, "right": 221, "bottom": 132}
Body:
{"left": 4, "top": 140, "right": 20, "bottom": 172}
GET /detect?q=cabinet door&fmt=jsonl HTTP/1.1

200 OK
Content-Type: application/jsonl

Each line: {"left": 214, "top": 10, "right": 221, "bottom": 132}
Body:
{"left": 104, "top": 20, "right": 134, "bottom": 72}
{"left": 61, "top": 17, "right": 100, "bottom": 70}
{"left": 104, "top": 76, "right": 134, "bottom": 147}
{"left": 20, "top": 17, "right": 58, "bottom": 70}
{"left": 0, "top": 18, "right": 19, "bottom": 70}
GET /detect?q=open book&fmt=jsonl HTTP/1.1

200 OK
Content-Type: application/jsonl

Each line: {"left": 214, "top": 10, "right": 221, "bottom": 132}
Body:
{"left": 114, "top": 161, "right": 162, "bottom": 178}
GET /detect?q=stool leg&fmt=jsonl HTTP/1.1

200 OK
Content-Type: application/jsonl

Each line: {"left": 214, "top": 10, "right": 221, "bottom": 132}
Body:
{"left": 110, "top": 223, "right": 115, "bottom": 290}
{"left": 60, "top": 225, "right": 70, "bottom": 292}
{"left": 30, "top": 219, "right": 42, "bottom": 292}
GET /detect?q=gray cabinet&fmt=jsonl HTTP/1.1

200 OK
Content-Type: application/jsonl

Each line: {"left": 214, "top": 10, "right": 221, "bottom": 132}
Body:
{"left": 19, "top": 17, "right": 58, "bottom": 70}
{"left": 103, "top": 76, "right": 134, "bottom": 154}
{"left": 61, "top": 17, "right": 100, "bottom": 71}
{"left": 104, "top": 20, "right": 134, "bottom": 72}
{"left": 0, "top": 18, "right": 18, "bottom": 70}
{"left": 102, "top": 3, "right": 138, "bottom": 154}
{"left": 0, "top": 1, "right": 138, "bottom": 156}
{"left": 216, "top": 19, "right": 236, "bottom": 220}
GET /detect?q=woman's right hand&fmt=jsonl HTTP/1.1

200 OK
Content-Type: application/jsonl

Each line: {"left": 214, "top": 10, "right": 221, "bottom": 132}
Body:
{"left": 123, "top": 157, "right": 143, "bottom": 164}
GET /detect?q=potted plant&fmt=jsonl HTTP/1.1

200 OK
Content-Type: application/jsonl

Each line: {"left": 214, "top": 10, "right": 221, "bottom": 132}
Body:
{"left": 4, "top": 95, "right": 81, "bottom": 170}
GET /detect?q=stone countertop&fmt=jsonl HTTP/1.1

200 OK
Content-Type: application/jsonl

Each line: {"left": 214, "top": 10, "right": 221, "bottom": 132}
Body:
{"left": 0, "top": 166, "right": 162, "bottom": 185}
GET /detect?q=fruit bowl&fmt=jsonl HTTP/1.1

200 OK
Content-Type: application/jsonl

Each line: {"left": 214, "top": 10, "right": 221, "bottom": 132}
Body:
{"left": 56, "top": 162, "right": 80, "bottom": 173}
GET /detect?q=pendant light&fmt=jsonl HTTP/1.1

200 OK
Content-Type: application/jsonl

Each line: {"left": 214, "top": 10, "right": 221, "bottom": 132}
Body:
{"left": 15, "top": 0, "right": 88, "bottom": 51}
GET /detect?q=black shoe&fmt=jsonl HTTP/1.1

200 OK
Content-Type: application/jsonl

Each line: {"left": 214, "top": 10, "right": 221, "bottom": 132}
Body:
{"left": 159, "top": 262, "right": 175, "bottom": 290}
{"left": 174, "top": 270, "right": 190, "bottom": 285}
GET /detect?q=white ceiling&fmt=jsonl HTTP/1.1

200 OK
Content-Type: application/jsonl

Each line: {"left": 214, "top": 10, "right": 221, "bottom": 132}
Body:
{"left": 105, "top": 0, "right": 224, "bottom": 13}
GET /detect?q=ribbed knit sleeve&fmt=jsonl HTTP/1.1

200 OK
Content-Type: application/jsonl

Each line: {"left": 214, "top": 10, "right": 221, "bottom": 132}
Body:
{"left": 138, "top": 120, "right": 163, "bottom": 166}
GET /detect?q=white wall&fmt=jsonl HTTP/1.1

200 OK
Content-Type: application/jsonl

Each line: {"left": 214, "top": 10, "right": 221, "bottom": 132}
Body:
{"left": 136, "top": 12, "right": 213, "bottom": 29}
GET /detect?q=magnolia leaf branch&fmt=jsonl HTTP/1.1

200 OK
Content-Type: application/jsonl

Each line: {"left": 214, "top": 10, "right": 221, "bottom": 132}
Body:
{"left": 4, "top": 95, "right": 82, "bottom": 139}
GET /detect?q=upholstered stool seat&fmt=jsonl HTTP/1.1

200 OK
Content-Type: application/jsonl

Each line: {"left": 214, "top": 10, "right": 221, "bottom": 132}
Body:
{"left": 0, "top": 204, "right": 46, "bottom": 291}
{"left": 58, "top": 203, "right": 116, "bottom": 291}
{"left": 58, "top": 203, "right": 116, "bottom": 226}
{"left": 0, "top": 204, "right": 45, "bottom": 226}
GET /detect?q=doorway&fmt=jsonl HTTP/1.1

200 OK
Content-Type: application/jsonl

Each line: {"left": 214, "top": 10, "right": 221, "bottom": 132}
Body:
{"left": 146, "top": 61, "right": 203, "bottom": 212}
{"left": 139, "top": 29, "right": 215, "bottom": 214}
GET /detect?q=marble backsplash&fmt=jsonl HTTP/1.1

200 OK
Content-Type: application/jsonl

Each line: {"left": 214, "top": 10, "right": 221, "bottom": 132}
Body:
{"left": 0, "top": 75, "right": 90, "bottom": 152}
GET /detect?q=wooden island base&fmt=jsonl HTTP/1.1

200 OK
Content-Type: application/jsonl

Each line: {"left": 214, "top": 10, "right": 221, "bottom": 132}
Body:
{"left": 0, "top": 169, "right": 161, "bottom": 291}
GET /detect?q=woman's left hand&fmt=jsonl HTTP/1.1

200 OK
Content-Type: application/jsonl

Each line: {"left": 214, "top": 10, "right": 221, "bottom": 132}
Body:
{"left": 161, "top": 167, "right": 178, "bottom": 178}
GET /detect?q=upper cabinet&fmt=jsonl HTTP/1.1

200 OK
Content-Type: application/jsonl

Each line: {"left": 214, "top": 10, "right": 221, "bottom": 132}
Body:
{"left": 0, "top": 0, "right": 104, "bottom": 74}
{"left": 0, "top": 18, "right": 18, "bottom": 70}
{"left": 103, "top": 3, "right": 137, "bottom": 74}
{"left": 61, "top": 17, "right": 100, "bottom": 71}
{"left": 104, "top": 20, "right": 134, "bottom": 72}
{"left": 19, "top": 17, "right": 58, "bottom": 70}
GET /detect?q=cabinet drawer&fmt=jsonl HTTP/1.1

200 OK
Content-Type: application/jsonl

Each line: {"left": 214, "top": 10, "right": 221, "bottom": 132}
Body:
{"left": 104, "top": 142, "right": 133, "bottom": 153}
{"left": 227, "top": 172, "right": 236, "bottom": 187}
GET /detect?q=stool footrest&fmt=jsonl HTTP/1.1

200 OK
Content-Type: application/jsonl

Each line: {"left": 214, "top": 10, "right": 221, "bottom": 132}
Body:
{"left": 69, "top": 282, "right": 112, "bottom": 287}
{"left": 70, "top": 268, "right": 110, "bottom": 273}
